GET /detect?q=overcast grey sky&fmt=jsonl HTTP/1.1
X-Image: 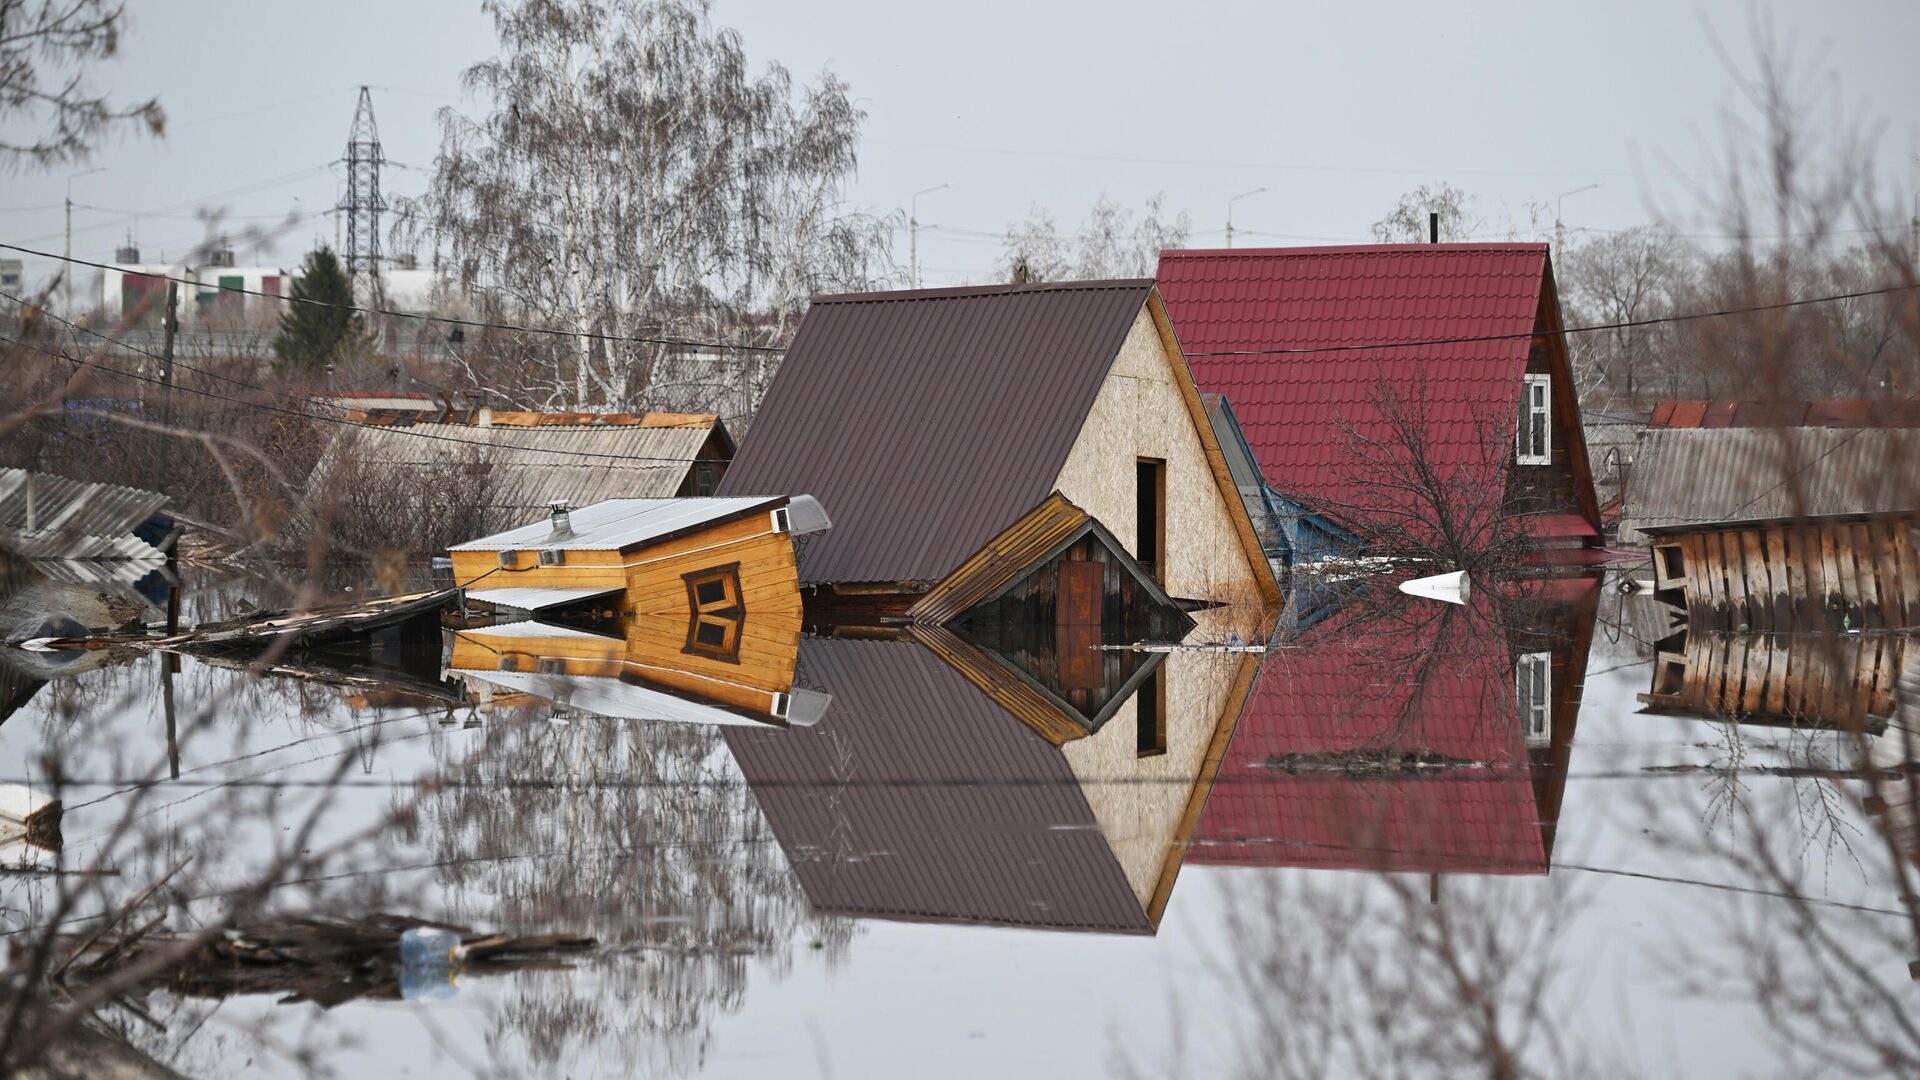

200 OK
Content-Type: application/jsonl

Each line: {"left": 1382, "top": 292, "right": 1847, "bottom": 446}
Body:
{"left": 5, "top": 0, "right": 1918, "bottom": 291}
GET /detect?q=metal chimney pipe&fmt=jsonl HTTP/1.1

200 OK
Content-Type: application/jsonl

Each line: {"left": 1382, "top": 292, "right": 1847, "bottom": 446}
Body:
{"left": 547, "top": 499, "right": 576, "bottom": 541}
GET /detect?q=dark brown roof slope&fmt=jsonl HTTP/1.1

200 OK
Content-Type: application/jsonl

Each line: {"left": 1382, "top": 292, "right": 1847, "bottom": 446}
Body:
{"left": 718, "top": 280, "right": 1154, "bottom": 583}
{"left": 722, "top": 636, "right": 1151, "bottom": 934}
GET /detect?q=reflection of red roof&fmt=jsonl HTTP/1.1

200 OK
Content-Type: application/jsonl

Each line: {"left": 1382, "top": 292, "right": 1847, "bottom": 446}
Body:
{"left": 1192, "top": 600, "right": 1546, "bottom": 874}
{"left": 1527, "top": 512, "right": 1600, "bottom": 540}
{"left": 1157, "top": 244, "right": 1548, "bottom": 511}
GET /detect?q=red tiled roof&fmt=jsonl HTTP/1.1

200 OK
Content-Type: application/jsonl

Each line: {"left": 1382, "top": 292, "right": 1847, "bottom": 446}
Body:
{"left": 1156, "top": 244, "right": 1548, "bottom": 514}
{"left": 1191, "top": 598, "right": 1546, "bottom": 874}
{"left": 1649, "top": 399, "right": 1920, "bottom": 429}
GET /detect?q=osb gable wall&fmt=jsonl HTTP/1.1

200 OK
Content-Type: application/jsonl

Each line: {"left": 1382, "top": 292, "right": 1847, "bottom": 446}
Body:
{"left": 1051, "top": 304, "right": 1265, "bottom": 608}
{"left": 1049, "top": 303, "right": 1272, "bottom": 916}
{"left": 1059, "top": 603, "right": 1263, "bottom": 914}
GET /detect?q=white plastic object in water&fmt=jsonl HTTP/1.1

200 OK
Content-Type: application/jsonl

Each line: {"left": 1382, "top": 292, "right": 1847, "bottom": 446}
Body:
{"left": 1399, "top": 570, "right": 1470, "bottom": 605}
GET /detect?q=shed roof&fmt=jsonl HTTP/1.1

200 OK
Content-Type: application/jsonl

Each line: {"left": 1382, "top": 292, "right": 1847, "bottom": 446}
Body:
{"left": 1191, "top": 597, "right": 1547, "bottom": 875}
{"left": 315, "top": 416, "right": 724, "bottom": 513}
{"left": 0, "top": 469, "right": 168, "bottom": 560}
{"left": 451, "top": 496, "right": 782, "bottom": 552}
{"left": 1156, "top": 244, "right": 1549, "bottom": 512}
{"left": 717, "top": 280, "right": 1155, "bottom": 584}
{"left": 723, "top": 636, "right": 1152, "bottom": 933}
{"left": 1617, "top": 427, "right": 1920, "bottom": 543}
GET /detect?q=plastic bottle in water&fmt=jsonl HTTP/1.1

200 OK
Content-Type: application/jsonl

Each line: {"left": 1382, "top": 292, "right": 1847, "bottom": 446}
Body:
{"left": 399, "top": 927, "right": 464, "bottom": 1001}
{"left": 400, "top": 925, "right": 465, "bottom": 967}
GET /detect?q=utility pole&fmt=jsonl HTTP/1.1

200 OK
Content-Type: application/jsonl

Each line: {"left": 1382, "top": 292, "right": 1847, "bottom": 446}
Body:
{"left": 909, "top": 183, "right": 950, "bottom": 289}
{"left": 1226, "top": 187, "right": 1268, "bottom": 249}
{"left": 64, "top": 167, "right": 104, "bottom": 318}
{"left": 158, "top": 280, "right": 177, "bottom": 491}
{"left": 1555, "top": 183, "right": 1602, "bottom": 263}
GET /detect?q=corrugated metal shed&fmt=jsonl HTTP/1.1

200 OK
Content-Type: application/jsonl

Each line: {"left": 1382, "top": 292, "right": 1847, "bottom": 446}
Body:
{"left": 0, "top": 468, "right": 167, "bottom": 560}
{"left": 722, "top": 636, "right": 1152, "bottom": 933}
{"left": 312, "top": 418, "right": 722, "bottom": 513}
{"left": 1618, "top": 428, "right": 1920, "bottom": 544}
{"left": 451, "top": 496, "right": 781, "bottom": 552}
{"left": 717, "top": 280, "right": 1154, "bottom": 584}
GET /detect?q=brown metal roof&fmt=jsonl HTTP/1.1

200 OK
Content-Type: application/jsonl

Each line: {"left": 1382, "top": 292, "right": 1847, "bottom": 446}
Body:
{"left": 717, "top": 280, "right": 1155, "bottom": 584}
{"left": 722, "top": 636, "right": 1152, "bottom": 934}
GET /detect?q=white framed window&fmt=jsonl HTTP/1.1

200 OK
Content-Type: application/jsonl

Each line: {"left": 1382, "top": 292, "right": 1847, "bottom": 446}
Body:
{"left": 1517, "top": 651, "right": 1551, "bottom": 748}
{"left": 1517, "top": 374, "right": 1551, "bottom": 465}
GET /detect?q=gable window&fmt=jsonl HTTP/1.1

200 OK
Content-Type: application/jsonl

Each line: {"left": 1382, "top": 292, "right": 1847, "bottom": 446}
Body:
{"left": 1517, "top": 374, "right": 1551, "bottom": 465}
{"left": 683, "top": 563, "right": 744, "bottom": 662}
{"left": 1517, "top": 651, "right": 1551, "bottom": 747}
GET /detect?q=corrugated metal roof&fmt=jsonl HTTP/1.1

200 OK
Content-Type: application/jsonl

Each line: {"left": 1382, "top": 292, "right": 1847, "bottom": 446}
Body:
{"left": 454, "top": 668, "right": 782, "bottom": 727}
{"left": 1191, "top": 596, "right": 1547, "bottom": 875}
{"left": 451, "top": 496, "right": 781, "bottom": 552}
{"left": 312, "top": 420, "right": 719, "bottom": 513}
{"left": 0, "top": 469, "right": 168, "bottom": 560}
{"left": 723, "top": 636, "right": 1152, "bottom": 933}
{"left": 1156, "top": 244, "right": 1555, "bottom": 516}
{"left": 461, "top": 586, "right": 622, "bottom": 611}
{"left": 1618, "top": 428, "right": 1920, "bottom": 543}
{"left": 717, "top": 280, "right": 1154, "bottom": 584}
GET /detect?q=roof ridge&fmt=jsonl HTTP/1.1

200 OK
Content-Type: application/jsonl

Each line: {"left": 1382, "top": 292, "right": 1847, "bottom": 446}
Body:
{"left": 810, "top": 279, "right": 1154, "bottom": 305}
{"left": 1161, "top": 242, "right": 1547, "bottom": 259}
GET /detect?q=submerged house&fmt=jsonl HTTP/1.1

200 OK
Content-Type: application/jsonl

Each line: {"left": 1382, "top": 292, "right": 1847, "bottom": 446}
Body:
{"left": 449, "top": 496, "right": 829, "bottom": 723}
{"left": 1637, "top": 512, "right": 1920, "bottom": 731}
{"left": 1156, "top": 244, "right": 1603, "bottom": 555}
{"left": 1192, "top": 577, "right": 1599, "bottom": 875}
{"left": 724, "top": 623, "right": 1261, "bottom": 933}
{"left": 717, "top": 279, "right": 1281, "bottom": 615}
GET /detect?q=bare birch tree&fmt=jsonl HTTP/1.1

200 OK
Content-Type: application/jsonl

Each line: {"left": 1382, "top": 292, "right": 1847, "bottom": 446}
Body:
{"left": 999, "top": 193, "right": 1192, "bottom": 282}
{"left": 0, "top": 0, "right": 164, "bottom": 172}
{"left": 396, "top": 0, "right": 890, "bottom": 410}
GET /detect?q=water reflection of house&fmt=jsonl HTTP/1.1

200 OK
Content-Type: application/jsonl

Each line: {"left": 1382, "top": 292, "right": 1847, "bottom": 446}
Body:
{"left": 1637, "top": 514, "right": 1919, "bottom": 731}
{"left": 449, "top": 618, "right": 826, "bottom": 728}
{"left": 724, "top": 626, "right": 1261, "bottom": 933}
{"left": 1191, "top": 578, "right": 1599, "bottom": 874}
{"left": 1157, "top": 244, "right": 1604, "bottom": 553}
{"left": 716, "top": 279, "right": 1281, "bottom": 615}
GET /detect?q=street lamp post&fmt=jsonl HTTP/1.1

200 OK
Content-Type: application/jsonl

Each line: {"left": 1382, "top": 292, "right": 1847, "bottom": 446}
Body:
{"left": 1555, "top": 183, "right": 1603, "bottom": 263}
{"left": 65, "top": 166, "right": 105, "bottom": 318}
{"left": 1226, "top": 187, "right": 1269, "bottom": 249}
{"left": 909, "top": 183, "right": 951, "bottom": 289}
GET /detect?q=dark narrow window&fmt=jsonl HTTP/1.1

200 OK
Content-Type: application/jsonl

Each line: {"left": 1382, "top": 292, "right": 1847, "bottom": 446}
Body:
{"left": 1136, "top": 458, "right": 1165, "bottom": 582}
{"left": 682, "top": 563, "right": 744, "bottom": 662}
{"left": 1136, "top": 666, "right": 1167, "bottom": 757}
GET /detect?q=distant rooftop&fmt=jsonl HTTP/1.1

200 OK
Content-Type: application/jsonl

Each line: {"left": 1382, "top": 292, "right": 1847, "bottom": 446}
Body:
{"left": 1650, "top": 399, "right": 1920, "bottom": 429}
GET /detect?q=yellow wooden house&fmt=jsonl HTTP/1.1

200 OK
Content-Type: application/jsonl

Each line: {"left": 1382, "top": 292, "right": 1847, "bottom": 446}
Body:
{"left": 447, "top": 496, "right": 829, "bottom": 726}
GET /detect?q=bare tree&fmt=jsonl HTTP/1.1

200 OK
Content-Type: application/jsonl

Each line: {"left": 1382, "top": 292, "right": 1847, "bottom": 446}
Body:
{"left": 1559, "top": 226, "right": 1693, "bottom": 406}
{"left": 396, "top": 0, "right": 891, "bottom": 410}
{"left": 1371, "top": 181, "right": 1480, "bottom": 243}
{"left": 999, "top": 193, "right": 1191, "bottom": 282}
{"left": 0, "top": 0, "right": 164, "bottom": 172}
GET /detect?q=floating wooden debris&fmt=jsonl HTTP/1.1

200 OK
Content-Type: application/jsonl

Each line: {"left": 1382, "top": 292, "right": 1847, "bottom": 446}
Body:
{"left": 58, "top": 913, "right": 595, "bottom": 1009}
